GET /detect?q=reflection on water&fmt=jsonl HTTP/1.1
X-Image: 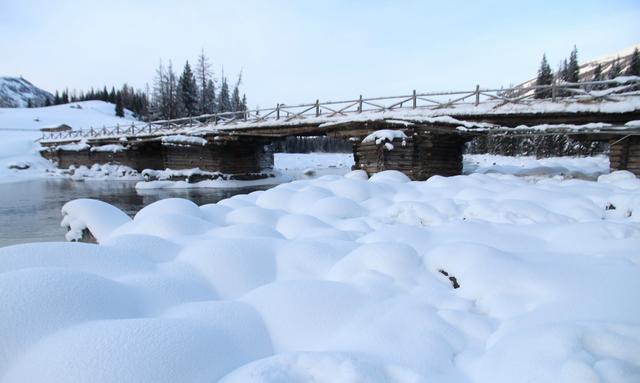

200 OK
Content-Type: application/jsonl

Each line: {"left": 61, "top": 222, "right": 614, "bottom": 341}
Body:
{"left": 0, "top": 178, "right": 273, "bottom": 247}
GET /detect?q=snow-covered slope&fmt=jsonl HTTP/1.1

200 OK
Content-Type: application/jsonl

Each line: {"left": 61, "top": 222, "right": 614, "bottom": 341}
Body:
{"left": 516, "top": 43, "right": 640, "bottom": 89}
{"left": 0, "top": 169, "right": 638, "bottom": 382}
{"left": 0, "top": 77, "right": 53, "bottom": 108}
{"left": 0, "top": 101, "right": 136, "bottom": 183}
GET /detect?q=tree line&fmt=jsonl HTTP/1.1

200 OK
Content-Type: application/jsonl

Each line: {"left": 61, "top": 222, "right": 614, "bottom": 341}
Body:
{"left": 534, "top": 46, "right": 640, "bottom": 99}
{"left": 44, "top": 50, "right": 248, "bottom": 121}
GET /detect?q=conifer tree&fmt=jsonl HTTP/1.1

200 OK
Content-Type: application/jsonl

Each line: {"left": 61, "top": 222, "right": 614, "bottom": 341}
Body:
{"left": 593, "top": 63, "right": 603, "bottom": 81}
{"left": 534, "top": 54, "right": 553, "bottom": 99}
{"left": 115, "top": 93, "right": 125, "bottom": 117}
{"left": 204, "top": 79, "right": 216, "bottom": 114}
{"left": 608, "top": 57, "right": 622, "bottom": 79}
{"left": 231, "top": 83, "right": 242, "bottom": 113}
{"left": 178, "top": 61, "right": 198, "bottom": 117}
{"left": 217, "top": 74, "right": 232, "bottom": 113}
{"left": 566, "top": 46, "right": 580, "bottom": 83}
{"left": 559, "top": 59, "right": 569, "bottom": 81}
{"left": 241, "top": 94, "right": 248, "bottom": 112}
{"left": 196, "top": 50, "right": 214, "bottom": 115}
{"left": 607, "top": 58, "right": 623, "bottom": 89}
{"left": 626, "top": 48, "right": 640, "bottom": 76}
{"left": 592, "top": 63, "right": 604, "bottom": 90}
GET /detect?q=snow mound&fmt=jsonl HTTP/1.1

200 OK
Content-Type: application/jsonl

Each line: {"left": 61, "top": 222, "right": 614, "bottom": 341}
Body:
{"left": 1, "top": 169, "right": 640, "bottom": 382}
{"left": 362, "top": 129, "right": 407, "bottom": 144}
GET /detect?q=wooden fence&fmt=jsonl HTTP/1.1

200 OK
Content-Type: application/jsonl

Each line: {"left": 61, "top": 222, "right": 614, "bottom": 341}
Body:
{"left": 40, "top": 78, "right": 640, "bottom": 142}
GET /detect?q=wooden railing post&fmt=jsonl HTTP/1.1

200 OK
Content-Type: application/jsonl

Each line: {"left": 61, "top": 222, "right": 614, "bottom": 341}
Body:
{"left": 552, "top": 80, "right": 557, "bottom": 102}
{"left": 315, "top": 99, "right": 320, "bottom": 117}
{"left": 358, "top": 95, "right": 363, "bottom": 113}
{"left": 475, "top": 85, "right": 480, "bottom": 106}
{"left": 412, "top": 90, "right": 417, "bottom": 109}
{"left": 116, "top": 124, "right": 119, "bottom": 135}
{"left": 276, "top": 104, "right": 280, "bottom": 120}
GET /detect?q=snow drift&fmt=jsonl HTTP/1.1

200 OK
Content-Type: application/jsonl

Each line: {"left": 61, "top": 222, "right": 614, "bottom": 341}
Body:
{"left": 0, "top": 169, "right": 639, "bottom": 382}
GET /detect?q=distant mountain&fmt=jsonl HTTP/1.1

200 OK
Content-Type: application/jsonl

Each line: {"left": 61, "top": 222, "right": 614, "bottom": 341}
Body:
{"left": 0, "top": 77, "right": 53, "bottom": 108}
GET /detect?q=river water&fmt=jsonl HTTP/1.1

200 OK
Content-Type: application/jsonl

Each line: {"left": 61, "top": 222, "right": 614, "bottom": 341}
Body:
{"left": 0, "top": 179, "right": 272, "bottom": 247}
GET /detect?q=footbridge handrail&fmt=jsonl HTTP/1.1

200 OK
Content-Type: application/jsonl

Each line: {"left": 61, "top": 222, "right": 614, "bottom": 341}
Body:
{"left": 40, "top": 77, "right": 640, "bottom": 143}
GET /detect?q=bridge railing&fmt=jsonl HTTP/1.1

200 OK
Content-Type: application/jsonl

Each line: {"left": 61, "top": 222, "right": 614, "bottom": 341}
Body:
{"left": 40, "top": 77, "right": 640, "bottom": 143}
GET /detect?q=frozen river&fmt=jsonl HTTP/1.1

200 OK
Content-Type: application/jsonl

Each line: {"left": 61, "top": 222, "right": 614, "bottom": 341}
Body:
{"left": 0, "top": 179, "right": 273, "bottom": 247}
{"left": 0, "top": 153, "right": 356, "bottom": 247}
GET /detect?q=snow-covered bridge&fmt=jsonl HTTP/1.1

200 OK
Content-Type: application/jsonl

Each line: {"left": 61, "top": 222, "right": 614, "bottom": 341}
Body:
{"left": 39, "top": 78, "right": 640, "bottom": 181}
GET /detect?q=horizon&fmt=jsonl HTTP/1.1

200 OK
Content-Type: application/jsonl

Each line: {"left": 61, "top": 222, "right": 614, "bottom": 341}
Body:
{"left": 1, "top": 0, "right": 639, "bottom": 108}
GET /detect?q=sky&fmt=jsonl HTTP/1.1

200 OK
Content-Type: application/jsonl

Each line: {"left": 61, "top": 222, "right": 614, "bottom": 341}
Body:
{"left": 1, "top": 0, "right": 639, "bottom": 109}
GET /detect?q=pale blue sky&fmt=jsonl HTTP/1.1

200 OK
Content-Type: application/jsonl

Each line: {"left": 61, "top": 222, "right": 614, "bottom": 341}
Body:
{"left": 1, "top": 0, "right": 638, "bottom": 109}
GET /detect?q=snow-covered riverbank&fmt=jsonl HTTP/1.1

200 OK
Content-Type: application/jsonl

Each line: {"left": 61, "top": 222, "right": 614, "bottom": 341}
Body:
{"left": 0, "top": 101, "right": 136, "bottom": 183}
{"left": 1, "top": 166, "right": 639, "bottom": 382}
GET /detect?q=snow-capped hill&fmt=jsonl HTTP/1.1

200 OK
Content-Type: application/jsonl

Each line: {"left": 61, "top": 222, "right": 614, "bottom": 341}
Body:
{"left": 0, "top": 100, "right": 136, "bottom": 133}
{"left": 515, "top": 43, "right": 640, "bottom": 89}
{"left": 0, "top": 77, "right": 53, "bottom": 108}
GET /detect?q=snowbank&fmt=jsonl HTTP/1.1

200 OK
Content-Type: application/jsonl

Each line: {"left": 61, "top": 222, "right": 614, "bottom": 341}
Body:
{"left": 362, "top": 129, "right": 407, "bottom": 144}
{"left": 1, "top": 168, "right": 639, "bottom": 382}
{"left": 464, "top": 154, "right": 610, "bottom": 179}
{"left": 0, "top": 101, "right": 136, "bottom": 184}
{"left": 160, "top": 134, "right": 207, "bottom": 146}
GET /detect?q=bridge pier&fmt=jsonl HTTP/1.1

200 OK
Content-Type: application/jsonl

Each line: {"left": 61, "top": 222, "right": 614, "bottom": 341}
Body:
{"left": 41, "top": 135, "right": 276, "bottom": 181}
{"left": 609, "top": 136, "right": 640, "bottom": 176}
{"left": 351, "top": 125, "right": 471, "bottom": 181}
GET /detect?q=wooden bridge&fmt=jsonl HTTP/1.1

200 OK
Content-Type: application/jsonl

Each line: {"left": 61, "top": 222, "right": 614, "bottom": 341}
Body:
{"left": 39, "top": 78, "right": 640, "bottom": 181}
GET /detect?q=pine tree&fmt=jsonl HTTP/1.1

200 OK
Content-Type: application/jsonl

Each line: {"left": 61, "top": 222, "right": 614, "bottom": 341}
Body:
{"left": 27, "top": 99, "right": 33, "bottom": 108}
{"left": 204, "top": 79, "right": 216, "bottom": 114}
{"left": 241, "top": 94, "right": 247, "bottom": 112}
{"left": 178, "top": 61, "right": 199, "bottom": 117}
{"left": 626, "top": 48, "right": 640, "bottom": 76}
{"left": 566, "top": 46, "right": 580, "bottom": 83}
{"left": 44, "top": 98, "right": 51, "bottom": 107}
{"left": 606, "top": 58, "right": 623, "bottom": 89}
{"left": 608, "top": 57, "right": 622, "bottom": 79}
{"left": 102, "top": 86, "right": 109, "bottom": 102}
{"left": 559, "top": 59, "right": 569, "bottom": 82}
{"left": 54, "top": 91, "right": 61, "bottom": 105}
{"left": 592, "top": 63, "right": 604, "bottom": 90}
{"left": 152, "top": 60, "right": 179, "bottom": 119}
{"left": 593, "top": 63, "right": 603, "bottom": 82}
{"left": 196, "top": 50, "right": 214, "bottom": 115}
{"left": 115, "top": 93, "right": 125, "bottom": 117}
{"left": 534, "top": 54, "right": 553, "bottom": 99}
{"left": 231, "top": 73, "right": 243, "bottom": 113}
{"left": 217, "top": 74, "right": 232, "bottom": 113}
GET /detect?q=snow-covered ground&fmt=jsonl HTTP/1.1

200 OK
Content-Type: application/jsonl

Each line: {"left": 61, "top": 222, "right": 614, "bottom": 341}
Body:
{"left": 0, "top": 166, "right": 639, "bottom": 382}
{"left": 0, "top": 101, "right": 135, "bottom": 183}
{"left": 464, "top": 154, "right": 610, "bottom": 179}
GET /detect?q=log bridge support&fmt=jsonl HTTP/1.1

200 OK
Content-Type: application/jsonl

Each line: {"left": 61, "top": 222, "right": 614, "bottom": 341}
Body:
{"left": 40, "top": 134, "right": 276, "bottom": 181}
